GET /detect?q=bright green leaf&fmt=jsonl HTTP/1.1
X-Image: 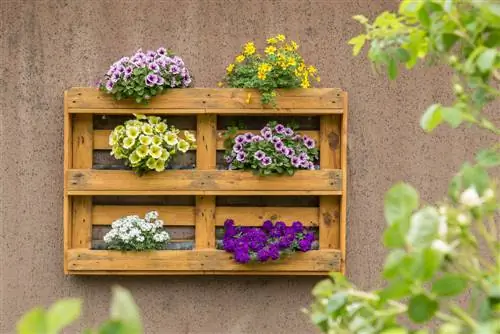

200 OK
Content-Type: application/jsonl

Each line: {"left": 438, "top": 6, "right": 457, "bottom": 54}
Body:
{"left": 406, "top": 207, "right": 439, "bottom": 248}
{"left": 420, "top": 104, "right": 443, "bottom": 132}
{"left": 384, "top": 183, "right": 419, "bottom": 226}
{"left": 312, "top": 279, "right": 335, "bottom": 297}
{"left": 417, "top": 7, "right": 430, "bottom": 27}
{"left": 17, "top": 308, "right": 46, "bottom": 334}
{"left": 46, "top": 298, "right": 82, "bottom": 334}
{"left": 476, "top": 148, "right": 500, "bottom": 167}
{"left": 388, "top": 58, "right": 398, "bottom": 80}
{"left": 432, "top": 275, "right": 468, "bottom": 297}
{"left": 381, "top": 328, "right": 408, "bottom": 334}
{"left": 441, "top": 107, "right": 463, "bottom": 128}
{"left": 326, "top": 292, "right": 347, "bottom": 313}
{"left": 353, "top": 15, "right": 368, "bottom": 24}
{"left": 408, "top": 294, "right": 438, "bottom": 323}
{"left": 380, "top": 280, "right": 412, "bottom": 300}
{"left": 414, "top": 248, "right": 443, "bottom": 281}
{"left": 476, "top": 48, "right": 497, "bottom": 72}
{"left": 461, "top": 163, "right": 490, "bottom": 193}
{"left": 383, "top": 249, "right": 407, "bottom": 278}
{"left": 383, "top": 223, "right": 407, "bottom": 248}
{"left": 110, "top": 286, "right": 143, "bottom": 334}
{"left": 399, "top": 0, "right": 424, "bottom": 16}
{"left": 348, "top": 34, "right": 367, "bottom": 56}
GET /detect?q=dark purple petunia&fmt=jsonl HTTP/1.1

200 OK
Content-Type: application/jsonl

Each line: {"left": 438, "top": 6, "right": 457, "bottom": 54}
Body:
{"left": 278, "top": 237, "right": 292, "bottom": 249}
{"left": 232, "top": 143, "right": 243, "bottom": 153}
{"left": 268, "top": 244, "right": 280, "bottom": 260}
{"left": 223, "top": 238, "right": 236, "bottom": 252}
{"left": 146, "top": 50, "right": 156, "bottom": 58}
{"left": 244, "top": 132, "right": 254, "bottom": 141}
{"left": 286, "top": 147, "right": 295, "bottom": 158}
{"left": 298, "top": 239, "right": 312, "bottom": 252}
{"left": 254, "top": 150, "right": 265, "bottom": 161}
{"left": 275, "top": 124, "right": 285, "bottom": 134}
{"left": 263, "top": 131, "right": 272, "bottom": 141}
{"left": 235, "top": 250, "right": 251, "bottom": 263}
{"left": 291, "top": 156, "right": 301, "bottom": 168}
{"left": 157, "top": 47, "right": 167, "bottom": 56}
{"left": 145, "top": 73, "right": 159, "bottom": 87}
{"left": 261, "top": 156, "right": 272, "bottom": 166}
{"left": 148, "top": 62, "right": 160, "bottom": 73}
{"left": 224, "top": 218, "right": 235, "bottom": 227}
{"left": 274, "top": 141, "right": 284, "bottom": 151}
{"left": 125, "top": 66, "right": 133, "bottom": 75}
{"left": 275, "top": 221, "right": 286, "bottom": 231}
{"left": 262, "top": 220, "right": 273, "bottom": 232}
{"left": 284, "top": 128, "right": 294, "bottom": 136}
{"left": 170, "top": 65, "right": 181, "bottom": 74}
{"left": 305, "top": 232, "right": 315, "bottom": 242}
{"left": 225, "top": 155, "right": 234, "bottom": 163}
{"left": 292, "top": 221, "right": 303, "bottom": 233}
{"left": 235, "top": 135, "right": 246, "bottom": 144}
{"left": 257, "top": 248, "right": 270, "bottom": 262}
{"left": 236, "top": 151, "right": 246, "bottom": 162}
{"left": 303, "top": 136, "right": 315, "bottom": 149}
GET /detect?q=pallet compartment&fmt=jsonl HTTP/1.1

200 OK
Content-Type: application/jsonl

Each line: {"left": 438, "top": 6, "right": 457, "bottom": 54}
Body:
{"left": 64, "top": 88, "right": 347, "bottom": 275}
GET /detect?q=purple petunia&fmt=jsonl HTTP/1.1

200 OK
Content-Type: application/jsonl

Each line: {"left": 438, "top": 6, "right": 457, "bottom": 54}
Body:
{"left": 157, "top": 47, "right": 167, "bottom": 56}
{"left": 274, "top": 141, "right": 284, "bottom": 151}
{"left": 291, "top": 156, "right": 301, "bottom": 168}
{"left": 298, "top": 239, "right": 312, "bottom": 252}
{"left": 263, "top": 131, "right": 272, "bottom": 141}
{"left": 257, "top": 248, "right": 270, "bottom": 262}
{"left": 275, "top": 124, "right": 285, "bottom": 133}
{"left": 235, "top": 249, "right": 251, "bottom": 263}
{"left": 252, "top": 135, "right": 264, "bottom": 142}
{"left": 233, "top": 143, "right": 243, "bottom": 153}
{"left": 146, "top": 50, "right": 156, "bottom": 58}
{"left": 299, "top": 152, "right": 309, "bottom": 162}
{"left": 125, "top": 66, "right": 133, "bottom": 75}
{"left": 157, "top": 76, "right": 165, "bottom": 86}
{"left": 261, "top": 156, "right": 272, "bottom": 166}
{"left": 236, "top": 151, "right": 246, "bottom": 162}
{"left": 262, "top": 220, "right": 273, "bottom": 232}
{"left": 148, "top": 62, "right": 160, "bottom": 73}
{"left": 173, "top": 56, "right": 184, "bottom": 66}
{"left": 183, "top": 77, "right": 192, "bottom": 87}
{"left": 225, "top": 155, "right": 234, "bottom": 163}
{"left": 260, "top": 127, "right": 271, "bottom": 136}
{"left": 235, "top": 135, "right": 246, "bottom": 144}
{"left": 271, "top": 136, "right": 281, "bottom": 144}
{"left": 303, "top": 136, "right": 315, "bottom": 149}
{"left": 244, "top": 132, "right": 254, "bottom": 141}
{"left": 145, "top": 73, "right": 159, "bottom": 87}
{"left": 170, "top": 65, "right": 181, "bottom": 74}
{"left": 284, "top": 127, "right": 294, "bottom": 136}
{"left": 254, "top": 150, "right": 265, "bottom": 161}
{"left": 105, "top": 80, "right": 114, "bottom": 92}
{"left": 110, "top": 71, "right": 121, "bottom": 83}
{"left": 292, "top": 221, "right": 303, "bottom": 233}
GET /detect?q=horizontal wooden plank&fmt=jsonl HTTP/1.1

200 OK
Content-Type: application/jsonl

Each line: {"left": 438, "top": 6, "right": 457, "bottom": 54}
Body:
{"left": 92, "top": 240, "right": 194, "bottom": 250}
{"left": 93, "top": 226, "right": 195, "bottom": 240}
{"left": 92, "top": 205, "right": 195, "bottom": 225}
{"left": 93, "top": 129, "right": 319, "bottom": 151}
{"left": 69, "top": 190, "right": 341, "bottom": 196}
{"left": 215, "top": 207, "right": 319, "bottom": 226}
{"left": 66, "top": 249, "right": 341, "bottom": 272}
{"left": 66, "top": 169, "right": 342, "bottom": 195}
{"left": 66, "top": 88, "right": 344, "bottom": 109}
{"left": 208, "top": 108, "right": 342, "bottom": 115}
{"left": 69, "top": 108, "right": 205, "bottom": 114}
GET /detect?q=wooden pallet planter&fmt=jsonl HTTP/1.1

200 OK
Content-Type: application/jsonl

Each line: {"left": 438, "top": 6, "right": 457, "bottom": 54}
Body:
{"left": 64, "top": 87, "right": 348, "bottom": 275}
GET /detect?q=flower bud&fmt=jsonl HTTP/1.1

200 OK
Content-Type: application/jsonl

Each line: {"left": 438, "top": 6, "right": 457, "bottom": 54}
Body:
{"left": 453, "top": 84, "right": 464, "bottom": 95}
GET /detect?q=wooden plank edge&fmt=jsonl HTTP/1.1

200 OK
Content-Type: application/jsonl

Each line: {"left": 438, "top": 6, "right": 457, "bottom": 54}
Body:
{"left": 66, "top": 270, "right": 334, "bottom": 276}
{"left": 67, "top": 190, "right": 343, "bottom": 196}
{"left": 340, "top": 91, "right": 348, "bottom": 274}
{"left": 68, "top": 108, "right": 343, "bottom": 114}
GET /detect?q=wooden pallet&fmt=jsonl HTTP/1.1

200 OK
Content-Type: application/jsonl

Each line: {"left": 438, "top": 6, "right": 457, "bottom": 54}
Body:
{"left": 64, "top": 88, "right": 347, "bottom": 275}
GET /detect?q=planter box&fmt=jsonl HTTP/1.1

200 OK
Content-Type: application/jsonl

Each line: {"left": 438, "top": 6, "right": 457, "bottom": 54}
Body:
{"left": 64, "top": 88, "right": 348, "bottom": 275}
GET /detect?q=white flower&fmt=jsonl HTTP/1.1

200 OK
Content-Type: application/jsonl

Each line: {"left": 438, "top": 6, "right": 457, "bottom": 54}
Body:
{"left": 164, "top": 132, "right": 178, "bottom": 146}
{"left": 482, "top": 188, "right": 494, "bottom": 201}
{"left": 460, "top": 186, "right": 482, "bottom": 207}
{"left": 122, "top": 137, "right": 136, "bottom": 149}
{"left": 457, "top": 213, "right": 469, "bottom": 225}
{"left": 431, "top": 240, "right": 452, "bottom": 254}
{"left": 438, "top": 215, "right": 448, "bottom": 238}
{"left": 145, "top": 211, "right": 159, "bottom": 221}
{"left": 438, "top": 206, "right": 447, "bottom": 215}
{"left": 177, "top": 139, "right": 190, "bottom": 153}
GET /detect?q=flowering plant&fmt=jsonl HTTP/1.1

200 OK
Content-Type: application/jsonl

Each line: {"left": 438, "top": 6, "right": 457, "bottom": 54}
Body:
{"left": 99, "top": 47, "right": 192, "bottom": 104}
{"left": 220, "top": 34, "right": 320, "bottom": 105}
{"left": 224, "top": 121, "right": 318, "bottom": 176}
{"left": 221, "top": 219, "right": 317, "bottom": 263}
{"left": 109, "top": 114, "right": 196, "bottom": 175}
{"left": 103, "top": 211, "right": 170, "bottom": 251}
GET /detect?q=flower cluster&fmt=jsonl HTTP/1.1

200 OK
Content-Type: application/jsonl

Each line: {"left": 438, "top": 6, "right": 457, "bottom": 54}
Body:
{"left": 99, "top": 47, "right": 192, "bottom": 104}
{"left": 222, "top": 219, "right": 316, "bottom": 263}
{"left": 220, "top": 34, "right": 320, "bottom": 105}
{"left": 103, "top": 211, "right": 170, "bottom": 251}
{"left": 109, "top": 114, "right": 196, "bottom": 175}
{"left": 224, "top": 121, "right": 318, "bottom": 175}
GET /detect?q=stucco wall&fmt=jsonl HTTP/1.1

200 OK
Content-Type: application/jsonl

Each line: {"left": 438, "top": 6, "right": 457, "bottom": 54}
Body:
{"left": 0, "top": 0, "right": 490, "bottom": 333}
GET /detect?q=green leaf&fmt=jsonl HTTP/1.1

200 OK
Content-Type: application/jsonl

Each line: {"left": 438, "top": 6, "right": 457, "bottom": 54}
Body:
{"left": 380, "top": 280, "right": 412, "bottom": 300}
{"left": 476, "top": 148, "right": 500, "bottom": 167}
{"left": 312, "top": 279, "right": 335, "bottom": 297}
{"left": 420, "top": 104, "right": 443, "bottom": 132}
{"left": 383, "top": 249, "right": 407, "bottom": 278}
{"left": 384, "top": 183, "right": 419, "bottom": 226}
{"left": 383, "top": 223, "right": 407, "bottom": 248}
{"left": 432, "top": 274, "right": 467, "bottom": 297}
{"left": 417, "top": 6, "right": 430, "bottom": 27}
{"left": 448, "top": 174, "right": 462, "bottom": 203}
{"left": 399, "top": 0, "right": 424, "bottom": 16}
{"left": 381, "top": 328, "right": 408, "bottom": 334}
{"left": 477, "top": 48, "right": 497, "bottom": 72}
{"left": 46, "top": 298, "right": 82, "bottom": 334}
{"left": 406, "top": 207, "right": 439, "bottom": 248}
{"left": 414, "top": 248, "right": 443, "bottom": 281}
{"left": 395, "top": 48, "right": 410, "bottom": 62}
{"left": 408, "top": 294, "right": 438, "bottom": 323}
{"left": 326, "top": 292, "right": 347, "bottom": 313}
{"left": 441, "top": 107, "right": 462, "bottom": 128}
{"left": 348, "top": 34, "right": 367, "bottom": 56}
{"left": 17, "top": 308, "right": 46, "bottom": 334}
{"left": 388, "top": 58, "right": 398, "bottom": 80}
{"left": 353, "top": 15, "right": 368, "bottom": 24}
{"left": 440, "top": 34, "right": 459, "bottom": 52}
{"left": 98, "top": 320, "right": 126, "bottom": 334}
{"left": 110, "top": 286, "right": 143, "bottom": 334}
{"left": 461, "top": 163, "right": 490, "bottom": 193}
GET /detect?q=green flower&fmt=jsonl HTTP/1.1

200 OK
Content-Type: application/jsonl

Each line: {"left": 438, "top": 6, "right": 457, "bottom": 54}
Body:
{"left": 139, "top": 135, "right": 152, "bottom": 146}
{"left": 142, "top": 124, "right": 154, "bottom": 136}
{"left": 164, "top": 132, "right": 179, "bottom": 146}
{"left": 146, "top": 157, "right": 157, "bottom": 170}
{"left": 150, "top": 145, "right": 163, "bottom": 159}
{"left": 148, "top": 116, "right": 161, "bottom": 125}
{"left": 184, "top": 130, "right": 196, "bottom": 143}
{"left": 155, "top": 122, "right": 167, "bottom": 133}
{"left": 134, "top": 113, "right": 147, "bottom": 120}
{"left": 126, "top": 126, "right": 140, "bottom": 139}
{"left": 177, "top": 139, "right": 190, "bottom": 153}
{"left": 114, "top": 125, "right": 125, "bottom": 134}
{"left": 152, "top": 135, "right": 163, "bottom": 146}
{"left": 122, "top": 137, "right": 136, "bottom": 149}
{"left": 136, "top": 145, "right": 149, "bottom": 158}
{"left": 128, "top": 151, "right": 141, "bottom": 165}
{"left": 160, "top": 150, "right": 171, "bottom": 161}
{"left": 155, "top": 159, "right": 166, "bottom": 172}
{"left": 109, "top": 132, "right": 119, "bottom": 146}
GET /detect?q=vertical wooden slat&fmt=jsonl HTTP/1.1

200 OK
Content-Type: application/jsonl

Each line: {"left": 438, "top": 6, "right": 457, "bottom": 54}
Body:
{"left": 319, "top": 115, "right": 341, "bottom": 250}
{"left": 195, "top": 114, "right": 216, "bottom": 248}
{"left": 340, "top": 93, "right": 348, "bottom": 273}
{"left": 71, "top": 114, "right": 93, "bottom": 249}
{"left": 63, "top": 91, "right": 72, "bottom": 273}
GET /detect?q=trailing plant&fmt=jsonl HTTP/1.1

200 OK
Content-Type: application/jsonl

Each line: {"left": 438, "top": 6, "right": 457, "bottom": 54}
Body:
{"left": 220, "top": 34, "right": 320, "bottom": 105}
{"left": 98, "top": 47, "right": 192, "bottom": 104}
{"left": 220, "top": 219, "right": 317, "bottom": 263}
{"left": 224, "top": 121, "right": 318, "bottom": 176}
{"left": 309, "top": 1, "right": 499, "bottom": 333}
{"left": 109, "top": 114, "right": 196, "bottom": 175}
{"left": 103, "top": 211, "right": 170, "bottom": 251}
{"left": 16, "top": 286, "right": 143, "bottom": 334}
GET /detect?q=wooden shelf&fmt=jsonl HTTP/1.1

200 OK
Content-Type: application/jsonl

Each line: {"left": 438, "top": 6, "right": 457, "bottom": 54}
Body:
{"left": 63, "top": 87, "right": 348, "bottom": 275}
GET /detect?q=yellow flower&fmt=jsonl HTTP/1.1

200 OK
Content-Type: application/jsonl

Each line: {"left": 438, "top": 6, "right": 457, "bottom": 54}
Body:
{"left": 184, "top": 130, "right": 196, "bottom": 143}
{"left": 148, "top": 116, "right": 161, "bottom": 125}
{"left": 114, "top": 125, "right": 125, "bottom": 134}
{"left": 122, "top": 136, "right": 136, "bottom": 149}
{"left": 134, "top": 114, "right": 147, "bottom": 120}
{"left": 257, "top": 72, "right": 267, "bottom": 80}
{"left": 152, "top": 135, "right": 163, "bottom": 146}
{"left": 141, "top": 123, "right": 154, "bottom": 136}
{"left": 135, "top": 145, "right": 149, "bottom": 158}
{"left": 267, "top": 37, "right": 277, "bottom": 44}
{"left": 287, "top": 57, "right": 297, "bottom": 67}
{"left": 243, "top": 42, "right": 256, "bottom": 55}
{"left": 308, "top": 65, "right": 317, "bottom": 74}
{"left": 177, "top": 139, "right": 190, "bottom": 153}
{"left": 109, "top": 132, "right": 118, "bottom": 146}
{"left": 139, "top": 135, "right": 152, "bottom": 146}
{"left": 155, "top": 122, "right": 167, "bottom": 134}
{"left": 160, "top": 150, "right": 171, "bottom": 161}
{"left": 264, "top": 46, "right": 276, "bottom": 55}
{"left": 155, "top": 159, "right": 166, "bottom": 172}
{"left": 276, "top": 34, "right": 286, "bottom": 42}
{"left": 150, "top": 145, "right": 163, "bottom": 159}
{"left": 290, "top": 41, "right": 299, "bottom": 50}
{"left": 128, "top": 151, "right": 141, "bottom": 165}
{"left": 217, "top": 81, "right": 224, "bottom": 87}
{"left": 164, "top": 132, "right": 179, "bottom": 146}
{"left": 257, "top": 63, "right": 272, "bottom": 80}
{"left": 146, "top": 158, "right": 157, "bottom": 170}
{"left": 301, "top": 78, "right": 310, "bottom": 88}
{"left": 226, "top": 63, "right": 235, "bottom": 74}
{"left": 125, "top": 126, "right": 140, "bottom": 139}
{"left": 316, "top": 76, "right": 321, "bottom": 83}
{"left": 235, "top": 55, "right": 245, "bottom": 63}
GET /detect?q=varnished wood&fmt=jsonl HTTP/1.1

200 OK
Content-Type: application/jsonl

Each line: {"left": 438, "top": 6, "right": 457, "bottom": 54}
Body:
{"left": 340, "top": 92, "right": 349, "bottom": 274}
{"left": 215, "top": 207, "right": 319, "bottom": 226}
{"left": 92, "top": 206, "right": 196, "bottom": 226}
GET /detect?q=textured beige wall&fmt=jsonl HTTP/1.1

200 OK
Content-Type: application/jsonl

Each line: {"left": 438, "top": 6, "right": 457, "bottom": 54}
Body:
{"left": 0, "top": 0, "right": 492, "bottom": 333}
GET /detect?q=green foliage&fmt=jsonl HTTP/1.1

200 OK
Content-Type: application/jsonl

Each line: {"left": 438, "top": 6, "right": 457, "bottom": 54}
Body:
{"left": 17, "top": 286, "right": 142, "bottom": 334}
{"left": 309, "top": 1, "right": 500, "bottom": 333}
{"left": 220, "top": 34, "right": 320, "bottom": 106}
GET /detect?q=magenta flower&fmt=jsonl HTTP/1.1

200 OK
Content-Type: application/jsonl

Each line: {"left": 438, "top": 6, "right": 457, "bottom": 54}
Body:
{"left": 304, "top": 136, "right": 315, "bottom": 149}
{"left": 275, "top": 124, "right": 285, "bottom": 133}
